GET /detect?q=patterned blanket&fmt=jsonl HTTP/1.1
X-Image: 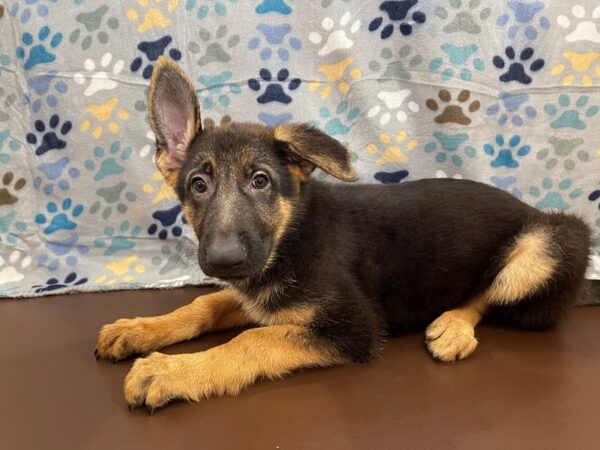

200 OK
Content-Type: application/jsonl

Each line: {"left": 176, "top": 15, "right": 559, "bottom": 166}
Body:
{"left": 0, "top": 0, "right": 599, "bottom": 301}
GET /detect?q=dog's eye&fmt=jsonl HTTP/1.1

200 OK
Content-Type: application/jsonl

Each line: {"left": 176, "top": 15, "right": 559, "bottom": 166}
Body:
{"left": 191, "top": 176, "right": 207, "bottom": 193}
{"left": 252, "top": 172, "right": 269, "bottom": 190}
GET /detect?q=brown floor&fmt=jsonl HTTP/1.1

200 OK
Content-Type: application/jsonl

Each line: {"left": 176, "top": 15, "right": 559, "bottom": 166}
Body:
{"left": 1, "top": 287, "right": 599, "bottom": 450}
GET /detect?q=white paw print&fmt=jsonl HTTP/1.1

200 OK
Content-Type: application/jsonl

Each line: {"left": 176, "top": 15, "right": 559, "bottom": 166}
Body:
{"left": 435, "top": 170, "right": 463, "bottom": 180}
{"left": 557, "top": 5, "right": 600, "bottom": 43}
{"left": 309, "top": 12, "right": 361, "bottom": 57}
{"left": 0, "top": 250, "right": 32, "bottom": 286}
{"left": 74, "top": 53, "right": 125, "bottom": 97}
{"left": 367, "top": 90, "right": 419, "bottom": 125}
{"left": 139, "top": 130, "right": 155, "bottom": 158}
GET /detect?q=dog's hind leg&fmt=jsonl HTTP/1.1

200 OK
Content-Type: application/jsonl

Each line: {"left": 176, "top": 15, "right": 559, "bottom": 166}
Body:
{"left": 95, "top": 289, "right": 253, "bottom": 361}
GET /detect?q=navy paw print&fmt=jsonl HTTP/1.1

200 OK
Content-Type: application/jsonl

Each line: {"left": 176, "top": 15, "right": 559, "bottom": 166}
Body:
{"left": 33, "top": 272, "right": 88, "bottom": 293}
{"left": 492, "top": 46, "right": 544, "bottom": 84}
{"left": 130, "top": 35, "right": 182, "bottom": 80}
{"left": 369, "top": 0, "right": 426, "bottom": 39}
{"left": 148, "top": 204, "right": 185, "bottom": 240}
{"left": 26, "top": 114, "right": 72, "bottom": 156}
{"left": 248, "top": 68, "right": 301, "bottom": 104}
{"left": 374, "top": 169, "right": 409, "bottom": 184}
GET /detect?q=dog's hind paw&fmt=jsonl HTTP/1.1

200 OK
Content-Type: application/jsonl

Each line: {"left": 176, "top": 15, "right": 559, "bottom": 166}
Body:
{"left": 425, "top": 312, "right": 478, "bottom": 362}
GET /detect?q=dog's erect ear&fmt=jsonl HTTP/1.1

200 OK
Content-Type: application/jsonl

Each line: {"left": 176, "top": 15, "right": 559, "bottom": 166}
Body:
{"left": 274, "top": 123, "right": 358, "bottom": 182}
{"left": 148, "top": 56, "right": 200, "bottom": 185}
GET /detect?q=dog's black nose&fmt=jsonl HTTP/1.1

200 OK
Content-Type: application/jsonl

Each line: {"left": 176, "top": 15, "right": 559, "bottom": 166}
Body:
{"left": 205, "top": 234, "right": 247, "bottom": 271}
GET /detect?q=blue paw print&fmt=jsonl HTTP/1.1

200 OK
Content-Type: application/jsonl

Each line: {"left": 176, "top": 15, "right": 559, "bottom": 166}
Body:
{"left": 248, "top": 69, "right": 301, "bottom": 104}
{"left": 84, "top": 141, "right": 132, "bottom": 181}
{"left": 255, "top": 0, "right": 292, "bottom": 15}
{"left": 25, "top": 70, "right": 69, "bottom": 113}
{"left": 496, "top": 0, "right": 550, "bottom": 40}
{"left": 589, "top": 183, "right": 600, "bottom": 212}
{"left": 248, "top": 23, "right": 301, "bottom": 61}
{"left": 369, "top": 0, "right": 426, "bottom": 39}
{"left": 486, "top": 92, "right": 536, "bottom": 127}
{"left": 90, "top": 181, "right": 137, "bottom": 219}
{"left": 258, "top": 112, "right": 293, "bottom": 126}
{"left": 35, "top": 198, "right": 84, "bottom": 235}
{"left": 34, "top": 156, "right": 81, "bottom": 195}
{"left": 16, "top": 26, "right": 62, "bottom": 71}
{"left": 429, "top": 43, "right": 484, "bottom": 81}
{"left": 130, "top": 35, "right": 182, "bottom": 80}
{"left": 543, "top": 94, "right": 598, "bottom": 130}
{"left": 33, "top": 272, "right": 88, "bottom": 293}
{"left": 186, "top": 0, "right": 238, "bottom": 19}
{"left": 529, "top": 178, "right": 582, "bottom": 211}
{"left": 374, "top": 169, "right": 409, "bottom": 184}
{"left": 424, "top": 132, "right": 476, "bottom": 167}
{"left": 9, "top": 0, "right": 56, "bottom": 25}
{"left": 490, "top": 175, "right": 523, "bottom": 200}
{"left": 0, "top": 211, "right": 28, "bottom": 245}
{"left": 94, "top": 221, "right": 142, "bottom": 256}
{"left": 309, "top": 101, "right": 359, "bottom": 136}
{"left": 38, "top": 235, "right": 89, "bottom": 271}
{"left": 26, "top": 114, "right": 73, "bottom": 156}
{"left": 483, "top": 135, "right": 530, "bottom": 169}
{"left": 198, "top": 71, "right": 241, "bottom": 109}
{"left": 493, "top": 46, "right": 544, "bottom": 84}
{"left": 148, "top": 204, "right": 185, "bottom": 240}
{"left": 0, "top": 129, "right": 22, "bottom": 164}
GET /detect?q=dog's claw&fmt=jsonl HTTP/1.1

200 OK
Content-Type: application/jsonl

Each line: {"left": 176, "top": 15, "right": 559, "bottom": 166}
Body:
{"left": 147, "top": 406, "right": 155, "bottom": 416}
{"left": 129, "top": 404, "right": 135, "bottom": 413}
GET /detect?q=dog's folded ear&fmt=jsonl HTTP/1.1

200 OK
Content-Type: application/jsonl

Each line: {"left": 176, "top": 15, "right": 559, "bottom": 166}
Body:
{"left": 274, "top": 123, "right": 358, "bottom": 182}
{"left": 148, "top": 56, "right": 201, "bottom": 184}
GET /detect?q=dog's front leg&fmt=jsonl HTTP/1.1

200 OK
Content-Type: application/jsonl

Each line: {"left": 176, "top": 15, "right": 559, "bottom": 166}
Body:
{"left": 95, "top": 289, "right": 252, "bottom": 361}
{"left": 124, "top": 324, "right": 339, "bottom": 412}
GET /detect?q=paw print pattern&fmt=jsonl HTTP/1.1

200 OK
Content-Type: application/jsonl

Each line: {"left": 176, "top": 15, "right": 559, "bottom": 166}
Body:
{"left": 424, "top": 132, "right": 476, "bottom": 166}
{"left": 556, "top": 5, "right": 600, "bottom": 43}
{"left": 366, "top": 131, "right": 418, "bottom": 165}
{"left": 369, "top": 0, "right": 426, "bottom": 39}
{"left": 81, "top": 98, "right": 130, "bottom": 139}
{"left": 309, "top": 13, "right": 360, "bottom": 57}
{"left": 38, "top": 235, "right": 89, "bottom": 271}
{"left": 90, "top": 181, "right": 137, "bottom": 219}
{"left": 374, "top": 169, "right": 409, "bottom": 184}
{"left": 33, "top": 272, "right": 88, "bottom": 293}
{"left": 255, "top": 0, "right": 292, "bottom": 15}
{"left": 249, "top": 23, "right": 301, "bottom": 62}
{"left": 589, "top": 183, "right": 600, "bottom": 213}
{"left": 248, "top": 69, "right": 301, "bottom": 104}
{"left": 74, "top": 53, "right": 125, "bottom": 97}
{"left": 434, "top": 0, "right": 491, "bottom": 34}
{"left": 426, "top": 90, "right": 480, "bottom": 126}
{"left": 34, "top": 156, "right": 80, "bottom": 195}
{"left": 69, "top": 5, "right": 119, "bottom": 50}
{"left": 131, "top": 36, "right": 182, "bottom": 80}
{"left": 551, "top": 51, "right": 600, "bottom": 87}
{"left": 127, "top": 0, "right": 179, "bottom": 33}
{"left": 0, "top": 172, "right": 26, "bottom": 206}
{"left": 0, "top": 86, "right": 17, "bottom": 122}
{"left": 9, "top": 0, "right": 56, "bottom": 24}
{"left": 429, "top": 43, "right": 484, "bottom": 81}
{"left": 24, "top": 70, "right": 68, "bottom": 113}
{"left": 367, "top": 89, "right": 419, "bottom": 126}
{"left": 496, "top": 1, "right": 550, "bottom": 40}
{"left": 35, "top": 198, "right": 84, "bottom": 235}
{"left": 94, "top": 221, "right": 142, "bottom": 256}
{"left": 151, "top": 242, "right": 195, "bottom": 275}
{"left": 543, "top": 95, "right": 599, "bottom": 130}
{"left": 528, "top": 178, "right": 582, "bottom": 211}
{"left": 309, "top": 101, "right": 360, "bottom": 136}
{"left": 493, "top": 46, "right": 545, "bottom": 84}
{"left": 16, "top": 25, "right": 62, "bottom": 71}
{"left": 486, "top": 92, "right": 537, "bottom": 127}
{"left": 490, "top": 175, "right": 523, "bottom": 200}
{"left": 95, "top": 256, "right": 145, "bottom": 285}
{"left": 308, "top": 57, "right": 362, "bottom": 99}
{"left": 0, "top": 250, "right": 32, "bottom": 286}
{"left": 143, "top": 170, "right": 177, "bottom": 205}
{"left": 26, "top": 115, "right": 73, "bottom": 156}
{"left": 536, "top": 136, "right": 588, "bottom": 171}
{"left": 148, "top": 204, "right": 184, "bottom": 240}
{"left": 84, "top": 141, "right": 133, "bottom": 181}
{"left": 198, "top": 71, "right": 241, "bottom": 109}
{"left": 186, "top": 0, "right": 238, "bottom": 20}
{"left": 189, "top": 25, "right": 240, "bottom": 66}
{"left": 0, "top": 129, "right": 22, "bottom": 164}
{"left": 368, "top": 45, "right": 423, "bottom": 81}
{"left": 483, "top": 135, "right": 531, "bottom": 169}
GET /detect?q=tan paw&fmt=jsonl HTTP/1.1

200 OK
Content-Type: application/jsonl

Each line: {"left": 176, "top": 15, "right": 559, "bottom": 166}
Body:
{"left": 425, "top": 312, "right": 478, "bottom": 362}
{"left": 95, "top": 317, "right": 162, "bottom": 361}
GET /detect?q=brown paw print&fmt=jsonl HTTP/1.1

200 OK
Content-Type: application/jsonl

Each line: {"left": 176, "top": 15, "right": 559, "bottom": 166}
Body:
{"left": 426, "top": 89, "right": 480, "bottom": 125}
{"left": 0, "top": 172, "right": 26, "bottom": 206}
{"left": 0, "top": 5, "right": 5, "bottom": 19}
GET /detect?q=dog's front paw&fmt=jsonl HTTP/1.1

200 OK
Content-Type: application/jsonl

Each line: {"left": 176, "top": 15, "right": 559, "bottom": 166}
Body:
{"left": 425, "top": 312, "right": 478, "bottom": 362}
{"left": 95, "top": 317, "right": 162, "bottom": 361}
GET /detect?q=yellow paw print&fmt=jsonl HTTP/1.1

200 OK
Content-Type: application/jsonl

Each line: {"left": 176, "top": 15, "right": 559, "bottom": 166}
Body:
{"left": 551, "top": 51, "right": 600, "bottom": 86}
{"left": 308, "top": 56, "right": 362, "bottom": 99}
{"left": 143, "top": 170, "right": 177, "bottom": 205}
{"left": 81, "top": 97, "right": 129, "bottom": 139}
{"left": 366, "top": 131, "right": 418, "bottom": 165}
{"left": 127, "top": 0, "right": 179, "bottom": 33}
{"left": 96, "top": 255, "right": 146, "bottom": 285}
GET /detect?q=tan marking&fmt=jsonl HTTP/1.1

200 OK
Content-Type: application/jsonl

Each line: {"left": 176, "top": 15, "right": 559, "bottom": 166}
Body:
{"left": 124, "top": 324, "right": 340, "bottom": 409}
{"left": 95, "top": 289, "right": 253, "bottom": 361}
{"left": 426, "top": 295, "right": 486, "bottom": 362}
{"left": 287, "top": 164, "right": 308, "bottom": 182}
{"left": 486, "top": 228, "right": 556, "bottom": 305}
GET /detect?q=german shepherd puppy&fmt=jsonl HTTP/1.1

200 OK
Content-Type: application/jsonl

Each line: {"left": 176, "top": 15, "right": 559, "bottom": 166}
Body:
{"left": 96, "top": 57, "right": 591, "bottom": 412}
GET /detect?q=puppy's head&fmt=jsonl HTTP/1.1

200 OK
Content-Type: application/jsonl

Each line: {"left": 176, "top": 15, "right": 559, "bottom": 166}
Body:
{"left": 148, "top": 56, "right": 357, "bottom": 280}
